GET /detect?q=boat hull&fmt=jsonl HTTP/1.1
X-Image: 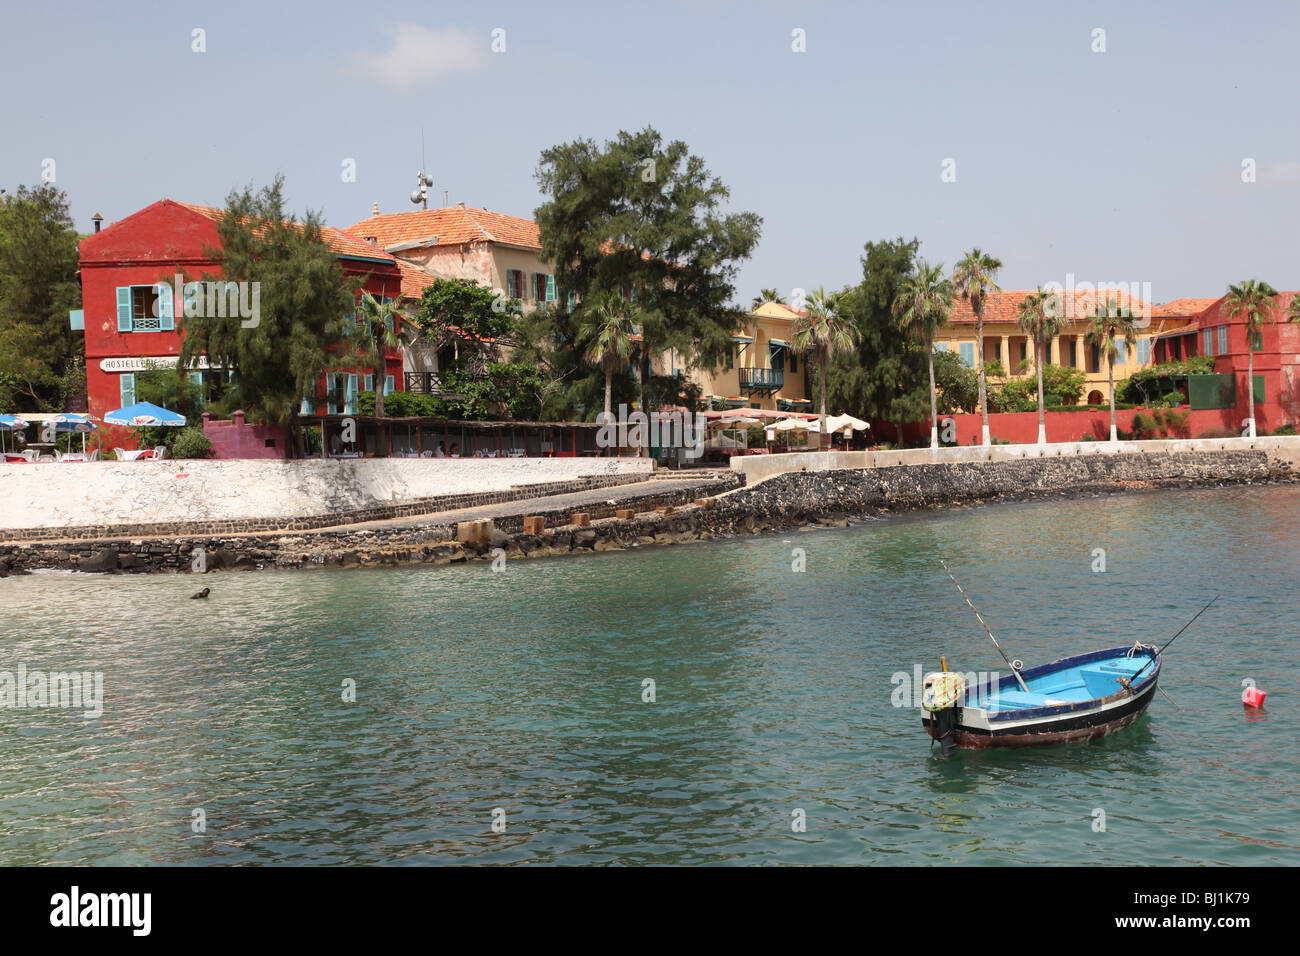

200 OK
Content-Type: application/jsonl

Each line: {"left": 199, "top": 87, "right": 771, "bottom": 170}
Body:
{"left": 921, "top": 646, "right": 1160, "bottom": 749}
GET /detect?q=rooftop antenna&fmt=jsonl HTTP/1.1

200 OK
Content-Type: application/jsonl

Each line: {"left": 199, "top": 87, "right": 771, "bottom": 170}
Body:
{"left": 410, "top": 129, "right": 433, "bottom": 208}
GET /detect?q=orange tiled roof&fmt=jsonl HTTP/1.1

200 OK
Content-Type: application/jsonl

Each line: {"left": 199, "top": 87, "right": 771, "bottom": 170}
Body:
{"left": 1151, "top": 297, "right": 1220, "bottom": 318}
{"left": 394, "top": 259, "right": 438, "bottom": 300}
{"left": 177, "top": 201, "right": 397, "bottom": 264}
{"left": 343, "top": 205, "right": 541, "bottom": 251}
{"left": 948, "top": 288, "right": 1153, "bottom": 325}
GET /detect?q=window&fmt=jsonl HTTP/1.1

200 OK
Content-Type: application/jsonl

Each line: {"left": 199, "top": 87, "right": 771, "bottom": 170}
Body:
{"left": 119, "top": 372, "right": 136, "bottom": 407}
{"left": 769, "top": 342, "right": 785, "bottom": 373}
{"left": 1252, "top": 331, "right": 1264, "bottom": 351}
{"left": 116, "top": 284, "right": 174, "bottom": 332}
{"left": 1090, "top": 343, "right": 1100, "bottom": 371}
{"left": 1069, "top": 339, "right": 1078, "bottom": 367}
{"left": 1204, "top": 328, "right": 1214, "bottom": 357}
{"left": 1217, "top": 325, "right": 1228, "bottom": 355}
{"left": 327, "top": 373, "right": 358, "bottom": 415}
{"left": 724, "top": 346, "right": 733, "bottom": 371}
{"left": 958, "top": 342, "right": 975, "bottom": 368}
{"left": 789, "top": 350, "right": 797, "bottom": 373}
{"left": 532, "top": 273, "right": 547, "bottom": 301}
{"left": 506, "top": 270, "right": 524, "bottom": 300}
{"left": 1019, "top": 341, "right": 1027, "bottom": 364}
{"left": 301, "top": 395, "right": 315, "bottom": 415}
{"left": 1137, "top": 337, "right": 1151, "bottom": 364}
{"left": 1113, "top": 338, "right": 1127, "bottom": 365}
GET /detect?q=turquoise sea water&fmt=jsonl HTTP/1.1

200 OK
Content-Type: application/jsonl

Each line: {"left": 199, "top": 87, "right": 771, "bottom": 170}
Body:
{"left": 1, "top": 484, "right": 1296, "bottom": 865}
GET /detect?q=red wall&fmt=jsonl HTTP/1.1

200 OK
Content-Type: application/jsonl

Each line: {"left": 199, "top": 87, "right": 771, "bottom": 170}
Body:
{"left": 930, "top": 406, "right": 1258, "bottom": 445}
{"left": 201, "top": 411, "right": 291, "bottom": 459}
{"left": 78, "top": 199, "right": 405, "bottom": 429}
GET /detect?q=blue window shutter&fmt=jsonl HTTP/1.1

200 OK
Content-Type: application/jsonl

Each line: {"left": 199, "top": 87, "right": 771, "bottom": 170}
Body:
{"left": 364, "top": 373, "right": 374, "bottom": 392}
{"left": 959, "top": 342, "right": 975, "bottom": 368}
{"left": 69, "top": 309, "right": 84, "bottom": 330}
{"left": 1113, "top": 338, "right": 1126, "bottom": 365}
{"left": 301, "top": 395, "right": 314, "bottom": 415}
{"left": 545, "top": 275, "right": 556, "bottom": 302}
{"left": 120, "top": 373, "right": 136, "bottom": 407}
{"left": 1204, "top": 329, "right": 1213, "bottom": 356}
{"left": 117, "top": 287, "right": 133, "bottom": 331}
{"left": 384, "top": 375, "right": 394, "bottom": 395}
{"left": 346, "top": 373, "right": 358, "bottom": 414}
{"left": 567, "top": 291, "right": 576, "bottom": 311}
{"left": 157, "top": 283, "right": 175, "bottom": 330}
{"left": 1137, "top": 338, "right": 1151, "bottom": 364}
{"left": 1218, "top": 326, "right": 1227, "bottom": 354}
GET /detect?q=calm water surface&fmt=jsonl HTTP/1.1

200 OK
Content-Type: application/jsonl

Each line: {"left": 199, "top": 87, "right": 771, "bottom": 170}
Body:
{"left": 1, "top": 485, "right": 1296, "bottom": 865}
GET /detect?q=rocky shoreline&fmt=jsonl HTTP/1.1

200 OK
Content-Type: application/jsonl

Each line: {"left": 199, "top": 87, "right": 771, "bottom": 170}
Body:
{"left": 0, "top": 450, "right": 1292, "bottom": 577}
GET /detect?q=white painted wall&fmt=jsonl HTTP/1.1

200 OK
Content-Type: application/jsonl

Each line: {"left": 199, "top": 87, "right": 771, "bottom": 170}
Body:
{"left": 0, "top": 457, "right": 653, "bottom": 530}
{"left": 729, "top": 436, "right": 1300, "bottom": 484}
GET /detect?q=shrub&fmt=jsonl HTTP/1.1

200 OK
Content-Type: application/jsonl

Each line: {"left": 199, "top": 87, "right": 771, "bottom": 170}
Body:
{"left": 991, "top": 436, "right": 1012, "bottom": 445}
{"left": 170, "top": 426, "right": 214, "bottom": 459}
{"left": 1080, "top": 434, "right": 1097, "bottom": 442}
{"left": 1268, "top": 423, "right": 1297, "bottom": 436}
{"left": 1130, "top": 412, "right": 1160, "bottom": 440}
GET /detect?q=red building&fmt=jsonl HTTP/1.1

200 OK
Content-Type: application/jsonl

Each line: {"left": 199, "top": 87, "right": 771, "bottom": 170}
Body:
{"left": 1153, "top": 292, "right": 1300, "bottom": 432}
{"left": 75, "top": 199, "right": 405, "bottom": 425}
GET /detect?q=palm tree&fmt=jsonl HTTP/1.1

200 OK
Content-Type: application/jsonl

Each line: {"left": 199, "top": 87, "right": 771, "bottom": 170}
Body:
{"left": 1224, "top": 279, "right": 1279, "bottom": 438}
{"left": 1016, "top": 288, "right": 1064, "bottom": 444}
{"left": 1287, "top": 292, "right": 1300, "bottom": 325}
{"left": 893, "top": 261, "right": 954, "bottom": 449}
{"left": 793, "top": 286, "right": 854, "bottom": 449}
{"left": 358, "top": 291, "right": 405, "bottom": 419}
{"left": 751, "top": 288, "right": 786, "bottom": 309}
{"left": 951, "top": 250, "right": 1003, "bottom": 446}
{"left": 580, "top": 290, "right": 634, "bottom": 425}
{"left": 1084, "top": 297, "right": 1137, "bottom": 441}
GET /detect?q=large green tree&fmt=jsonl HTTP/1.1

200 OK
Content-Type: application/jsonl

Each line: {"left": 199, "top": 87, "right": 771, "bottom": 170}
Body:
{"left": 534, "top": 127, "right": 761, "bottom": 433}
{"left": 177, "top": 177, "right": 358, "bottom": 434}
{"left": 1223, "top": 279, "right": 1278, "bottom": 438}
{"left": 0, "top": 184, "right": 82, "bottom": 410}
{"left": 826, "top": 237, "right": 929, "bottom": 445}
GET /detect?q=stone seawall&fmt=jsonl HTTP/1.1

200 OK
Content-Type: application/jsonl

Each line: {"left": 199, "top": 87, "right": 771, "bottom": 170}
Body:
{"left": 0, "top": 451, "right": 1289, "bottom": 576}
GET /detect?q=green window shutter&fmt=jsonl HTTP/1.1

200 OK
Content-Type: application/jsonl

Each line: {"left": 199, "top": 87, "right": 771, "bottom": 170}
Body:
{"left": 566, "top": 291, "right": 576, "bottom": 311}
{"left": 384, "top": 375, "right": 394, "bottom": 395}
{"left": 120, "top": 373, "right": 136, "bottom": 407}
{"left": 157, "top": 283, "right": 175, "bottom": 331}
{"left": 346, "top": 373, "right": 358, "bottom": 415}
{"left": 116, "top": 287, "right": 133, "bottom": 331}
{"left": 545, "top": 274, "right": 556, "bottom": 302}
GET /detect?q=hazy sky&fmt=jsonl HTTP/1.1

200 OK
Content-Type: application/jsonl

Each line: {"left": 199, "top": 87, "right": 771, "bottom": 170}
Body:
{"left": 4, "top": 0, "right": 1297, "bottom": 304}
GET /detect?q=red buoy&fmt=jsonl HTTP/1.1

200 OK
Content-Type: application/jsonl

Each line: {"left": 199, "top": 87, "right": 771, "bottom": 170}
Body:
{"left": 1242, "top": 686, "right": 1267, "bottom": 708}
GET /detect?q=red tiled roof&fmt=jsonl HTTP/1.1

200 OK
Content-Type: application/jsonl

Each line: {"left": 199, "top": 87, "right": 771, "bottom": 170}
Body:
{"left": 343, "top": 205, "right": 541, "bottom": 251}
{"left": 1151, "top": 297, "right": 1220, "bottom": 318}
{"left": 176, "top": 201, "right": 398, "bottom": 264}
{"left": 948, "top": 288, "right": 1153, "bottom": 325}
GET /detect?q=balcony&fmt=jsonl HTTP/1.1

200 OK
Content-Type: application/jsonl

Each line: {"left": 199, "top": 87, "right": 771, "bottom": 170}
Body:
{"left": 738, "top": 367, "right": 784, "bottom": 396}
{"left": 403, "top": 372, "right": 463, "bottom": 399}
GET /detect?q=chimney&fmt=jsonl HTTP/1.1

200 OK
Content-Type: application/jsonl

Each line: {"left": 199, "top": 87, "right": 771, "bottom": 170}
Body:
{"left": 457, "top": 201, "right": 465, "bottom": 208}
{"left": 372, "top": 201, "right": 379, "bottom": 216}
{"left": 92, "top": 213, "right": 103, "bottom": 233}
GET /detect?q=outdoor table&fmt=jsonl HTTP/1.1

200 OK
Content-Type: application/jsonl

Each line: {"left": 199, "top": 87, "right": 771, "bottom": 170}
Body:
{"left": 117, "top": 449, "right": 156, "bottom": 461}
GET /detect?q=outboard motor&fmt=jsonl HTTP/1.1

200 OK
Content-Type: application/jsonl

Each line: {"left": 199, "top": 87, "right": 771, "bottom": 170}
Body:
{"left": 922, "top": 665, "right": 966, "bottom": 756}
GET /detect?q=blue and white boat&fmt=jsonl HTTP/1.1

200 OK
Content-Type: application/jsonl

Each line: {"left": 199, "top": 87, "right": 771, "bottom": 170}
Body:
{"left": 922, "top": 645, "right": 1161, "bottom": 750}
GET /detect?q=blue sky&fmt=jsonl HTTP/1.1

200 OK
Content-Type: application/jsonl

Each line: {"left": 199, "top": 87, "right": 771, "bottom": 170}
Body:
{"left": 4, "top": 0, "right": 1297, "bottom": 304}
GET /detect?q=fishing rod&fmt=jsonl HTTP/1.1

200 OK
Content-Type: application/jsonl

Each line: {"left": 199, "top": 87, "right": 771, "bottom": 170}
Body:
{"left": 939, "top": 560, "right": 1030, "bottom": 693}
{"left": 1121, "top": 594, "right": 1219, "bottom": 691}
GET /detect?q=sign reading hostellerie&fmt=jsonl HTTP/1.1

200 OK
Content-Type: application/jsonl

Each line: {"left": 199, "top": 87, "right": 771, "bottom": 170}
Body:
{"left": 99, "top": 356, "right": 223, "bottom": 373}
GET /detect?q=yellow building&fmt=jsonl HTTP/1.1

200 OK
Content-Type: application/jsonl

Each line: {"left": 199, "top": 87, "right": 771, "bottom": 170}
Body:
{"left": 672, "top": 301, "right": 814, "bottom": 412}
{"left": 933, "top": 289, "right": 1194, "bottom": 406}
